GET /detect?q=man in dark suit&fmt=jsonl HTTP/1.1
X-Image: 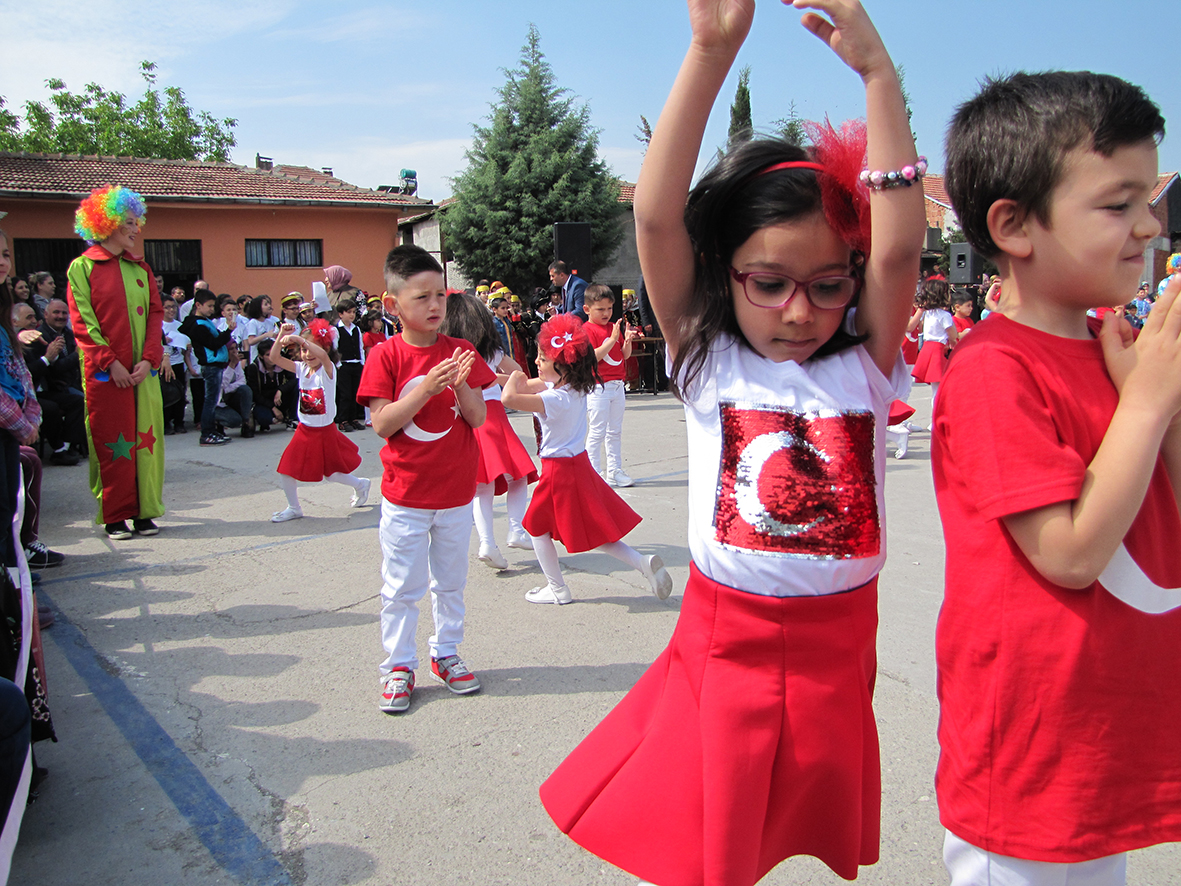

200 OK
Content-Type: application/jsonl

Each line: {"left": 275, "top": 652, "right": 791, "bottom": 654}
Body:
{"left": 19, "top": 299, "right": 84, "bottom": 464}
{"left": 548, "top": 261, "right": 587, "bottom": 320}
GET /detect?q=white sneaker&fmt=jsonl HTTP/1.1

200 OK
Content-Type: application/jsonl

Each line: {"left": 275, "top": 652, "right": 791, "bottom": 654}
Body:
{"left": 478, "top": 544, "right": 509, "bottom": 570}
{"left": 506, "top": 529, "right": 532, "bottom": 550}
{"left": 609, "top": 469, "right": 635, "bottom": 488}
{"left": 271, "top": 506, "right": 303, "bottom": 523}
{"left": 351, "top": 477, "right": 371, "bottom": 508}
{"left": 526, "top": 584, "right": 573, "bottom": 605}
{"left": 903, "top": 420, "right": 926, "bottom": 433}
{"left": 640, "top": 554, "right": 673, "bottom": 600}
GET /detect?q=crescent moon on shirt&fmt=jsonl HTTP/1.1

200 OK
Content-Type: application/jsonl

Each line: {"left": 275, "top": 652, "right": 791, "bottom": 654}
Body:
{"left": 398, "top": 375, "right": 452, "bottom": 443}
{"left": 735, "top": 430, "right": 828, "bottom": 537}
{"left": 1097, "top": 543, "right": 1181, "bottom": 614}
{"left": 603, "top": 353, "right": 622, "bottom": 366}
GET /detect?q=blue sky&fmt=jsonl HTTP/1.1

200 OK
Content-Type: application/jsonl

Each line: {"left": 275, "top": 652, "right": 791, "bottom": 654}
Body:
{"left": 2, "top": 0, "right": 1178, "bottom": 202}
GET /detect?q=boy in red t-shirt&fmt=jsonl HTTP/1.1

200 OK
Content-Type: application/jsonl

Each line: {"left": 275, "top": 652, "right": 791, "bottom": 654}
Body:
{"left": 582, "top": 284, "right": 636, "bottom": 487}
{"left": 950, "top": 290, "right": 974, "bottom": 339}
{"left": 934, "top": 72, "right": 1181, "bottom": 884}
{"left": 357, "top": 245, "right": 496, "bottom": 714}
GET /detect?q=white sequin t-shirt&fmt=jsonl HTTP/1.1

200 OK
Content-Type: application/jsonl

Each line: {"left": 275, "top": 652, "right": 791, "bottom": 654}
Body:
{"left": 676, "top": 333, "right": 906, "bottom": 597}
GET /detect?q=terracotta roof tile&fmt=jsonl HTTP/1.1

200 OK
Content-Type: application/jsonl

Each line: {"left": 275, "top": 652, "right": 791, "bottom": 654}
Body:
{"left": 922, "top": 173, "right": 951, "bottom": 207}
{"left": 0, "top": 152, "right": 432, "bottom": 209}
{"left": 1151, "top": 172, "right": 1178, "bottom": 204}
{"left": 618, "top": 181, "right": 636, "bottom": 204}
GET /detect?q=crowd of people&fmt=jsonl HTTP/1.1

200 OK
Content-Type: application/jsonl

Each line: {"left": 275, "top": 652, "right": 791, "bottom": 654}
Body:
{"left": 3, "top": 2, "right": 1181, "bottom": 883}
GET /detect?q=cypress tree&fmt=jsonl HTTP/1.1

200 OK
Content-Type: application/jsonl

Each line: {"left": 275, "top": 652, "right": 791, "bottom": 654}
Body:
{"left": 442, "top": 25, "right": 625, "bottom": 294}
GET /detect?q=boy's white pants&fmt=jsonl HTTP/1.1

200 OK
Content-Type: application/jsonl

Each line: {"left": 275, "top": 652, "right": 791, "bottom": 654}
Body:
{"left": 378, "top": 498, "right": 472, "bottom": 674}
{"left": 586, "top": 379, "right": 626, "bottom": 475}
{"left": 944, "top": 832, "right": 1127, "bottom": 886}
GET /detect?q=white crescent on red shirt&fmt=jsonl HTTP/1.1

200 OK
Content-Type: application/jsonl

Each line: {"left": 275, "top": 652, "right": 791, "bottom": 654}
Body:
{"left": 357, "top": 334, "right": 496, "bottom": 510}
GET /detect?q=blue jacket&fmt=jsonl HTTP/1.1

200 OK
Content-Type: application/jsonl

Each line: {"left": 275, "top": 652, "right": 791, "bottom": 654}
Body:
{"left": 562, "top": 274, "right": 587, "bottom": 319}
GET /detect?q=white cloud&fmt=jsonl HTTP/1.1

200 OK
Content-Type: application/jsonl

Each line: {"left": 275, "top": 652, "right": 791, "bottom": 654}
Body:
{"left": 0, "top": 0, "right": 294, "bottom": 106}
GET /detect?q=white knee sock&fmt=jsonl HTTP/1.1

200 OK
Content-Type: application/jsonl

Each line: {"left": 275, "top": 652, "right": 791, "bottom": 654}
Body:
{"left": 473, "top": 483, "right": 496, "bottom": 546}
{"left": 506, "top": 478, "right": 528, "bottom": 535}
{"left": 326, "top": 472, "right": 364, "bottom": 490}
{"left": 531, "top": 532, "right": 566, "bottom": 589}
{"left": 279, "top": 474, "right": 301, "bottom": 510}
{"left": 597, "top": 540, "right": 645, "bottom": 573}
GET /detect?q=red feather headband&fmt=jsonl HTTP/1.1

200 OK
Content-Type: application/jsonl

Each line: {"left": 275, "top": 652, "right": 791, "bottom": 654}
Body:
{"left": 758, "top": 118, "right": 871, "bottom": 257}
{"left": 538, "top": 313, "right": 590, "bottom": 364}
{"left": 304, "top": 318, "right": 337, "bottom": 352}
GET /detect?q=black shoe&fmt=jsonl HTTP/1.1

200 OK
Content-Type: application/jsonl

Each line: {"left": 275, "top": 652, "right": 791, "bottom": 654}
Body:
{"left": 24, "top": 541, "right": 64, "bottom": 568}
{"left": 241, "top": 425, "right": 254, "bottom": 439}
{"left": 132, "top": 519, "right": 159, "bottom": 536}
{"left": 258, "top": 424, "right": 271, "bottom": 434}
{"left": 50, "top": 449, "right": 81, "bottom": 466}
{"left": 174, "top": 422, "right": 187, "bottom": 434}
{"left": 337, "top": 422, "right": 354, "bottom": 433}
{"left": 163, "top": 425, "right": 175, "bottom": 436}
{"left": 199, "top": 434, "right": 229, "bottom": 446}
{"left": 350, "top": 420, "right": 367, "bottom": 431}
{"left": 105, "top": 521, "right": 133, "bottom": 540}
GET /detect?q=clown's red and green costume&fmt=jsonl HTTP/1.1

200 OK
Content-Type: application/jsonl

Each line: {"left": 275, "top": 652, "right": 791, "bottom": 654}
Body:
{"left": 66, "top": 245, "right": 165, "bottom": 524}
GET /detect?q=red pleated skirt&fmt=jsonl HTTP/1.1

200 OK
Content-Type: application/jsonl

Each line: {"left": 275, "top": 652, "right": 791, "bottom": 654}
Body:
{"left": 540, "top": 565, "right": 880, "bottom": 886}
{"left": 475, "top": 400, "right": 538, "bottom": 495}
{"left": 522, "top": 451, "right": 640, "bottom": 553}
{"left": 276, "top": 422, "right": 362, "bottom": 482}
{"left": 911, "top": 339, "right": 949, "bottom": 383}
{"left": 901, "top": 334, "right": 920, "bottom": 366}
{"left": 887, "top": 400, "right": 915, "bottom": 426}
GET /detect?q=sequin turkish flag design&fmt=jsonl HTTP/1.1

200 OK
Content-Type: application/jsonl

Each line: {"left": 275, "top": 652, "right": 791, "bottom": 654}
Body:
{"left": 713, "top": 403, "right": 879, "bottom": 559}
{"left": 299, "top": 387, "right": 326, "bottom": 415}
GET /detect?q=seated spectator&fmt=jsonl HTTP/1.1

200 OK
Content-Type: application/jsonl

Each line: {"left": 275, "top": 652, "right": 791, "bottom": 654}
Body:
{"left": 247, "top": 348, "right": 295, "bottom": 431}
{"left": 213, "top": 343, "right": 254, "bottom": 437}
{"left": 13, "top": 304, "right": 82, "bottom": 465}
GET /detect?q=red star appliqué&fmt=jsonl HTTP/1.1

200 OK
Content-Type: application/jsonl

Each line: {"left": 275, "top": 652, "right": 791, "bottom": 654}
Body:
{"left": 136, "top": 426, "right": 157, "bottom": 454}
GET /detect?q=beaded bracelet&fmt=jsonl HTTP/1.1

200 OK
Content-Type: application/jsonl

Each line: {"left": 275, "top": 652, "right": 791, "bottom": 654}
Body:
{"left": 859, "top": 156, "right": 928, "bottom": 190}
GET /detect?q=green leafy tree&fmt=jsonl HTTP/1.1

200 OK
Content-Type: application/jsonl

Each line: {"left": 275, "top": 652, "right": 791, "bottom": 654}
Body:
{"left": 0, "top": 61, "right": 237, "bottom": 162}
{"left": 442, "top": 26, "right": 625, "bottom": 293}
{"left": 727, "top": 66, "right": 753, "bottom": 147}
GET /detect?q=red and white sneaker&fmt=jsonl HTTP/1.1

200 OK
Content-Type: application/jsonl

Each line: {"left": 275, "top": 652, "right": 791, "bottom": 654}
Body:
{"left": 430, "top": 655, "right": 481, "bottom": 695}
{"left": 379, "top": 667, "right": 415, "bottom": 713}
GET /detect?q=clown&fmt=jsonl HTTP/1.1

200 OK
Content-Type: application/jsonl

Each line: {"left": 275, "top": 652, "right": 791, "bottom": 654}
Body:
{"left": 67, "top": 186, "right": 165, "bottom": 539}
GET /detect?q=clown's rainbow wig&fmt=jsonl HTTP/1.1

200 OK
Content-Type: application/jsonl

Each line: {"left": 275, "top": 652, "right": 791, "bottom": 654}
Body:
{"left": 74, "top": 186, "right": 147, "bottom": 244}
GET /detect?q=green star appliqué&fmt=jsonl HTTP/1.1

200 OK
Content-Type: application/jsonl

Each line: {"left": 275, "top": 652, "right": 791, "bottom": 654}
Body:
{"left": 105, "top": 433, "right": 135, "bottom": 461}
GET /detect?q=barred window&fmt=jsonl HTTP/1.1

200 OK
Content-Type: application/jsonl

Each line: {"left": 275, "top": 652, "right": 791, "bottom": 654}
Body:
{"left": 245, "top": 239, "right": 323, "bottom": 268}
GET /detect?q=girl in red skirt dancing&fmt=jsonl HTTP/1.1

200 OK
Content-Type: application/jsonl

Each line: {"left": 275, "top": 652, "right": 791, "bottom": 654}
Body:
{"left": 538, "top": 1, "right": 925, "bottom": 884}
{"left": 907, "top": 275, "right": 958, "bottom": 398}
{"left": 268, "top": 319, "right": 370, "bottom": 522}
{"left": 439, "top": 292, "right": 538, "bottom": 569}
{"left": 501, "top": 313, "right": 672, "bottom": 604}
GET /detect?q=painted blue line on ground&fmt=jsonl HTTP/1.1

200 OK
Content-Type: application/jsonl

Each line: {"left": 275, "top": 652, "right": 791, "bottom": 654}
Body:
{"left": 41, "top": 591, "right": 294, "bottom": 886}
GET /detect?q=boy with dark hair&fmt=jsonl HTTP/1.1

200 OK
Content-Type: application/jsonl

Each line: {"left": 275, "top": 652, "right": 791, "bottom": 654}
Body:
{"left": 357, "top": 245, "right": 496, "bottom": 714}
{"left": 582, "top": 283, "right": 635, "bottom": 486}
{"left": 334, "top": 297, "right": 365, "bottom": 431}
{"left": 180, "top": 290, "right": 234, "bottom": 446}
{"left": 949, "top": 290, "right": 974, "bottom": 338}
{"left": 933, "top": 71, "right": 1181, "bottom": 885}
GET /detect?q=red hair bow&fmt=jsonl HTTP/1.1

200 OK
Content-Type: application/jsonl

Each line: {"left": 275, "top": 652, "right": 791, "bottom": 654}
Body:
{"left": 305, "top": 318, "right": 337, "bottom": 352}
{"left": 538, "top": 313, "right": 590, "bottom": 364}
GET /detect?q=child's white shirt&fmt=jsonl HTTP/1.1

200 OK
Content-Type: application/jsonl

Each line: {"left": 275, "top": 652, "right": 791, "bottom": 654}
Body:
{"left": 922, "top": 309, "right": 955, "bottom": 344}
{"left": 675, "top": 333, "right": 906, "bottom": 597}
{"left": 483, "top": 350, "right": 504, "bottom": 402}
{"left": 537, "top": 384, "right": 587, "bottom": 458}
{"left": 295, "top": 361, "right": 336, "bottom": 427}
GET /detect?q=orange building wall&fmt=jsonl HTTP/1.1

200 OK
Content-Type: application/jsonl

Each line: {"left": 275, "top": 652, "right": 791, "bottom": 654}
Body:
{"left": 0, "top": 198, "right": 401, "bottom": 296}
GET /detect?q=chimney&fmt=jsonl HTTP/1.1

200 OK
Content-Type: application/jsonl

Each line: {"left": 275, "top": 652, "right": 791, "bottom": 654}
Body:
{"left": 255, "top": 153, "right": 273, "bottom": 171}
{"left": 322, "top": 167, "right": 333, "bottom": 177}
